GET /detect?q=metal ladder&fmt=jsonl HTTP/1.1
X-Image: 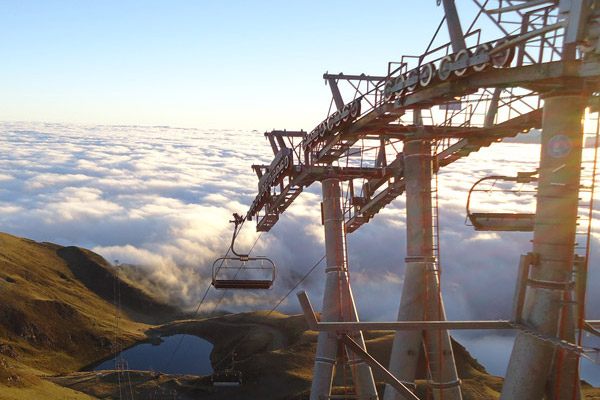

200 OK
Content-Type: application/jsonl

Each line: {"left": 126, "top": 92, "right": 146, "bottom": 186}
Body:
{"left": 338, "top": 206, "right": 360, "bottom": 398}
{"left": 424, "top": 138, "right": 446, "bottom": 399}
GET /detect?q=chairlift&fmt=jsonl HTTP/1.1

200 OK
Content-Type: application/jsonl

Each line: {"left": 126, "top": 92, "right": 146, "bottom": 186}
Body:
{"left": 466, "top": 171, "right": 538, "bottom": 232}
{"left": 148, "top": 386, "right": 179, "bottom": 400}
{"left": 211, "top": 352, "right": 242, "bottom": 387}
{"left": 211, "top": 213, "right": 276, "bottom": 290}
{"left": 211, "top": 369, "right": 243, "bottom": 387}
{"left": 212, "top": 257, "right": 276, "bottom": 289}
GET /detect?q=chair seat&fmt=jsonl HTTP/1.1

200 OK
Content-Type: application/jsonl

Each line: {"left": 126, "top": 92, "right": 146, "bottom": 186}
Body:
{"left": 213, "top": 279, "right": 273, "bottom": 290}
{"left": 469, "top": 212, "right": 535, "bottom": 232}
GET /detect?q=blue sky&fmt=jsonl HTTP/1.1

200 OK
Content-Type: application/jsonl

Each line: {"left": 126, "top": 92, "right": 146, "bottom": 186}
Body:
{"left": 0, "top": 0, "right": 450, "bottom": 129}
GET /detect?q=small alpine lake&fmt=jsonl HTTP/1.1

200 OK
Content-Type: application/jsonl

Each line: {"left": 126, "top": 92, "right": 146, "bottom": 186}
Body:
{"left": 94, "top": 334, "right": 214, "bottom": 375}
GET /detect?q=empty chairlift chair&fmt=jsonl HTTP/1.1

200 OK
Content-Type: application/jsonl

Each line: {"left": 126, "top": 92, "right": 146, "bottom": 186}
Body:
{"left": 211, "top": 369, "right": 243, "bottom": 387}
{"left": 211, "top": 352, "right": 242, "bottom": 387}
{"left": 212, "top": 256, "right": 276, "bottom": 289}
{"left": 211, "top": 212, "right": 276, "bottom": 290}
{"left": 466, "top": 171, "right": 538, "bottom": 232}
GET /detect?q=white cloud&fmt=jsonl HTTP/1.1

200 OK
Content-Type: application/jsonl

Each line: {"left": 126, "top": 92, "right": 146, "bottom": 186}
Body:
{"left": 0, "top": 121, "right": 598, "bottom": 384}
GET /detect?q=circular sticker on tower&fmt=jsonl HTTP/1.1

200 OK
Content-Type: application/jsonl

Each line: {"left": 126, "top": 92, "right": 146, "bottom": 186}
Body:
{"left": 547, "top": 134, "right": 572, "bottom": 158}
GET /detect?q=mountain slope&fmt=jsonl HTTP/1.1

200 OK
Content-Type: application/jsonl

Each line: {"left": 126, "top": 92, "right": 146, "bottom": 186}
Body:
{"left": 56, "top": 245, "right": 177, "bottom": 324}
{"left": 0, "top": 232, "right": 176, "bottom": 398}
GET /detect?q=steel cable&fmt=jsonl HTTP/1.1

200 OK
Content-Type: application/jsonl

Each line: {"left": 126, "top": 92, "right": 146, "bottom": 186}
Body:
{"left": 163, "top": 220, "right": 247, "bottom": 371}
{"left": 211, "top": 253, "right": 326, "bottom": 372}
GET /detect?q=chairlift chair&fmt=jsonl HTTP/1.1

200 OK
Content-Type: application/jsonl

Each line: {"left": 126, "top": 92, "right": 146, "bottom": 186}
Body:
{"left": 212, "top": 256, "right": 276, "bottom": 289}
{"left": 211, "top": 213, "right": 276, "bottom": 290}
{"left": 149, "top": 387, "right": 179, "bottom": 400}
{"left": 466, "top": 171, "right": 538, "bottom": 232}
{"left": 211, "top": 369, "right": 243, "bottom": 387}
{"left": 211, "top": 351, "right": 242, "bottom": 387}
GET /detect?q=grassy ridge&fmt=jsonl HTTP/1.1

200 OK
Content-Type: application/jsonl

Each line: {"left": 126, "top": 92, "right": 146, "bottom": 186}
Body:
{"left": 0, "top": 232, "right": 171, "bottom": 398}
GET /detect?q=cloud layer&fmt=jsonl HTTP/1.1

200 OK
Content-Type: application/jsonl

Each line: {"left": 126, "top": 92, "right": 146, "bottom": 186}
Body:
{"left": 0, "top": 121, "right": 597, "bottom": 384}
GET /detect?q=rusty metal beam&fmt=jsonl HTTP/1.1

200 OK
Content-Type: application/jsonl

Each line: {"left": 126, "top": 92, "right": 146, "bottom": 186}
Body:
{"left": 298, "top": 291, "right": 600, "bottom": 332}
{"left": 486, "top": 0, "right": 557, "bottom": 14}
{"left": 266, "top": 134, "right": 279, "bottom": 155}
{"left": 323, "top": 73, "right": 387, "bottom": 82}
{"left": 316, "top": 104, "right": 398, "bottom": 163}
{"left": 327, "top": 78, "right": 345, "bottom": 110}
{"left": 275, "top": 132, "right": 287, "bottom": 150}
{"left": 251, "top": 165, "right": 264, "bottom": 179}
{"left": 485, "top": 88, "right": 501, "bottom": 128}
{"left": 393, "top": 60, "right": 600, "bottom": 113}
{"left": 488, "top": 21, "right": 566, "bottom": 56}
{"left": 442, "top": 0, "right": 467, "bottom": 52}
{"left": 366, "top": 152, "right": 404, "bottom": 195}
{"left": 253, "top": 106, "right": 541, "bottom": 233}
{"left": 340, "top": 334, "right": 420, "bottom": 400}
{"left": 267, "top": 130, "right": 306, "bottom": 138}
{"left": 346, "top": 179, "right": 405, "bottom": 233}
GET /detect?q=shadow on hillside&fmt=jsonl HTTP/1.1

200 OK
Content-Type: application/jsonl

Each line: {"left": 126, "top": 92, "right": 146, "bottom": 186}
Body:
{"left": 57, "top": 246, "right": 180, "bottom": 324}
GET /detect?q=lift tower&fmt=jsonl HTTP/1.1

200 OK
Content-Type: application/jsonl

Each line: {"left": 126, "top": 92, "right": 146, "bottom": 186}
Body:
{"left": 241, "top": 0, "right": 600, "bottom": 398}
{"left": 384, "top": 136, "right": 461, "bottom": 400}
{"left": 500, "top": 95, "right": 587, "bottom": 399}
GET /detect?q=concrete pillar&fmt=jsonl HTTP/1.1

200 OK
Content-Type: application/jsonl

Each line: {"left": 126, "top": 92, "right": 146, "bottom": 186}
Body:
{"left": 500, "top": 94, "right": 586, "bottom": 400}
{"left": 384, "top": 139, "right": 462, "bottom": 400}
{"left": 310, "top": 178, "right": 378, "bottom": 400}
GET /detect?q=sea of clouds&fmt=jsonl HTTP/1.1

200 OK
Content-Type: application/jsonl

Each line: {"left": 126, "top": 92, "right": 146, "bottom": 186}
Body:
{"left": 0, "top": 120, "right": 598, "bottom": 384}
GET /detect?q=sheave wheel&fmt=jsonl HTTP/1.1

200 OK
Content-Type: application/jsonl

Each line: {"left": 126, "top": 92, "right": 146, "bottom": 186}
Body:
{"left": 419, "top": 63, "right": 436, "bottom": 87}
{"left": 438, "top": 55, "right": 452, "bottom": 81}
{"left": 454, "top": 49, "right": 470, "bottom": 77}
{"left": 491, "top": 39, "right": 515, "bottom": 68}
{"left": 472, "top": 43, "right": 491, "bottom": 72}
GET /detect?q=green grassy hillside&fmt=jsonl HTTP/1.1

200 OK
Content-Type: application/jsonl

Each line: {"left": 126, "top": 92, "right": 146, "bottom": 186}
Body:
{"left": 0, "top": 232, "right": 175, "bottom": 399}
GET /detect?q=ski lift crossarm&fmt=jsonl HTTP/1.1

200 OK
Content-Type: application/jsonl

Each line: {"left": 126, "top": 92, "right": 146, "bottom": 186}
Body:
{"left": 298, "top": 291, "right": 600, "bottom": 332}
